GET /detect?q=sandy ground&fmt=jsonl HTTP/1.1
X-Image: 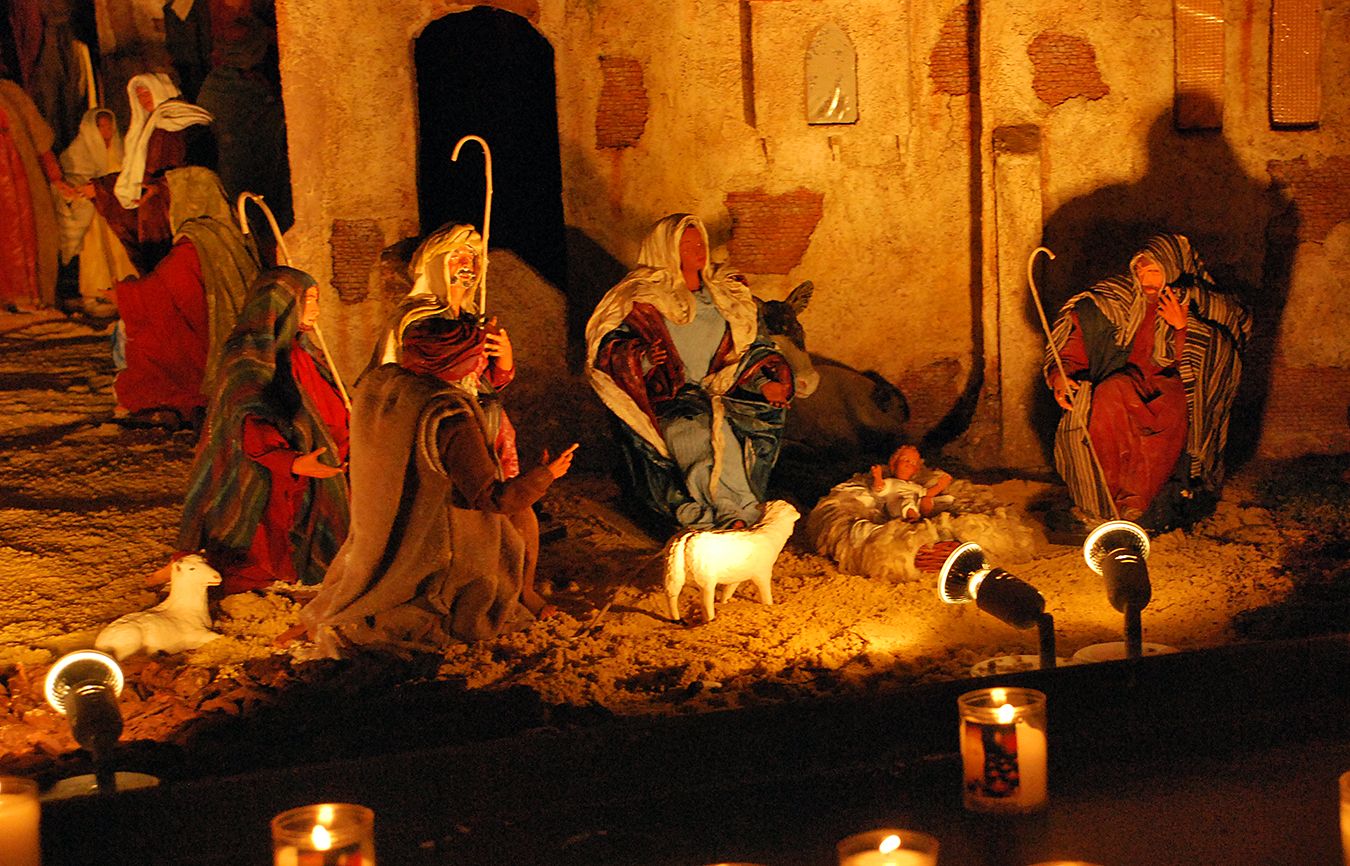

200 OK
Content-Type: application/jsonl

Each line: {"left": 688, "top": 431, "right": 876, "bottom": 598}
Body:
{"left": 0, "top": 309, "right": 1344, "bottom": 776}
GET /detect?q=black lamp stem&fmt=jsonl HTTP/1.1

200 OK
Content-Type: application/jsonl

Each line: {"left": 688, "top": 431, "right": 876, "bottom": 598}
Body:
{"left": 1037, "top": 612, "right": 1057, "bottom": 670}
{"left": 1125, "top": 603, "right": 1143, "bottom": 660}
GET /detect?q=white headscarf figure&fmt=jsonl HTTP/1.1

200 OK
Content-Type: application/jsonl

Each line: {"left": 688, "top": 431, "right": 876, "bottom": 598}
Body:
{"left": 114, "top": 72, "right": 212, "bottom": 208}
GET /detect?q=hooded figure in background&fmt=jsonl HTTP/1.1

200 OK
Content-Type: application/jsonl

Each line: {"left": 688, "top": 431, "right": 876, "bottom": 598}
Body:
{"left": 586, "top": 213, "right": 796, "bottom": 530}
{"left": 88, "top": 72, "right": 212, "bottom": 274}
{"left": 1045, "top": 232, "right": 1250, "bottom": 526}
{"left": 0, "top": 76, "right": 74, "bottom": 311}
{"left": 109, "top": 165, "right": 258, "bottom": 426}
{"left": 178, "top": 267, "right": 350, "bottom": 594}
{"left": 57, "top": 107, "right": 135, "bottom": 313}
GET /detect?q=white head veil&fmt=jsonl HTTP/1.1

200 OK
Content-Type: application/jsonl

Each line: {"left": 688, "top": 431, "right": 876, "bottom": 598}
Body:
{"left": 114, "top": 72, "right": 213, "bottom": 208}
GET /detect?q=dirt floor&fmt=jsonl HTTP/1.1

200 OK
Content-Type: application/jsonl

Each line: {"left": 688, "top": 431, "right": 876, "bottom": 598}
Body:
{"left": 1, "top": 310, "right": 1347, "bottom": 784}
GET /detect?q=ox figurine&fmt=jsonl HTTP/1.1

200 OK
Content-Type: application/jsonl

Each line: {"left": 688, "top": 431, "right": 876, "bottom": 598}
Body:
{"left": 664, "top": 499, "right": 800, "bottom": 624}
{"left": 95, "top": 554, "right": 223, "bottom": 660}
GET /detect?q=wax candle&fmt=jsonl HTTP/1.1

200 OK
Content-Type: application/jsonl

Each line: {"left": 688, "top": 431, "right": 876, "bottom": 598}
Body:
{"left": 272, "top": 803, "right": 375, "bottom": 866}
{"left": 0, "top": 776, "right": 41, "bottom": 866}
{"left": 958, "top": 687, "right": 1048, "bottom": 814}
{"left": 1339, "top": 770, "right": 1350, "bottom": 866}
{"left": 836, "top": 829, "right": 939, "bottom": 866}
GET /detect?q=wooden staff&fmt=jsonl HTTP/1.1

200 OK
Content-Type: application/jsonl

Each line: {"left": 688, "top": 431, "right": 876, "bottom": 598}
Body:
{"left": 1026, "top": 245, "right": 1119, "bottom": 520}
{"left": 234, "top": 192, "right": 351, "bottom": 412}
{"left": 451, "top": 134, "right": 493, "bottom": 314}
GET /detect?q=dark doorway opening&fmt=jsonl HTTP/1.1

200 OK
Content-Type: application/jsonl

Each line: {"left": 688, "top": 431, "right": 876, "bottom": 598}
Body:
{"left": 415, "top": 8, "right": 568, "bottom": 290}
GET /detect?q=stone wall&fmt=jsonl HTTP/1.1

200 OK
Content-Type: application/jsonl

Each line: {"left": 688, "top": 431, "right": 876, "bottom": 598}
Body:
{"left": 272, "top": 0, "right": 1350, "bottom": 465}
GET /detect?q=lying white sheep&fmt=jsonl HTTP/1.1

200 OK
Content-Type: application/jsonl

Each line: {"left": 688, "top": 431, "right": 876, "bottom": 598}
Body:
{"left": 95, "top": 554, "right": 223, "bottom": 660}
{"left": 664, "top": 500, "right": 800, "bottom": 624}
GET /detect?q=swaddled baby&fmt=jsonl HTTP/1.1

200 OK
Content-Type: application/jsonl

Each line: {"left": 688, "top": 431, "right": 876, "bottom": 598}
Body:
{"left": 869, "top": 444, "right": 954, "bottom": 521}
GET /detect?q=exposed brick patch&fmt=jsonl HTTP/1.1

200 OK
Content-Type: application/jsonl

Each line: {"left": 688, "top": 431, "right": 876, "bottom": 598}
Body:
{"left": 929, "top": 3, "right": 972, "bottom": 96}
{"left": 329, "top": 219, "right": 384, "bottom": 304}
{"left": 1027, "top": 32, "right": 1109, "bottom": 107}
{"left": 1267, "top": 156, "right": 1350, "bottom": 243}
{"left": 1257, "top": 364, "right": 1350, "bottom": 456}
{"left": 724, "top": 189, "right": 825, "bottom": 275}
{"left": 595, "top": 57, "right": 648, "bottom": 149}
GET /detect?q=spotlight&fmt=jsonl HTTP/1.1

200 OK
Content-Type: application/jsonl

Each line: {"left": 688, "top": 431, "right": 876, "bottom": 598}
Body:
{"left": 1081, "top": 520, "right": 1164, "bottom": 661}
{"left": 44, "top": 650, "right": 126, "bottom": 795}
{"left": 938, "top": 542, "right": 1057, "bottom": 671}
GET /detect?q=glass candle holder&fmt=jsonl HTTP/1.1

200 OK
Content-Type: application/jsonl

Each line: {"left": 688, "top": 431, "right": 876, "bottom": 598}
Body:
{"left": 1339, "top": 769, "right": 1350, "bottom": 866}
{"left": 836, "top": 829, "right": 939, "bottom": 866}
{"left": 958, "top": 686, "right": 1048, "bottom": 814}
{"left": 0, "top": 776, "right": 41, "bottom": 866}
{"left": 272, "top": 803, "right": 375, "bottom": 866}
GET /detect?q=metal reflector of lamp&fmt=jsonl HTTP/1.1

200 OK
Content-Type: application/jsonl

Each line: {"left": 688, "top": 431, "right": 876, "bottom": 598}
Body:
{"left": 937, "top": 541, "right": 1056, "bottom": 670}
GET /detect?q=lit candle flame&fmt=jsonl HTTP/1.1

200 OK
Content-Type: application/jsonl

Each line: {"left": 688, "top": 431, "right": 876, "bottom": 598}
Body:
{"left": 878, "top": 834, "right": 901, "bottom": 854}
{"left": 310, "top": 823, "right": 333, "bottom": 851}
{"left": 995, "top": 702, "right": 1015, "bottom": 724}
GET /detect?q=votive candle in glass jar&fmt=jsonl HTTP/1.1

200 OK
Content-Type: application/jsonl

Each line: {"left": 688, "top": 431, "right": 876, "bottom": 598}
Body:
{"left": 836, "top": 828, "right": 939, "bottom": 866}
{"left": 0, "top": 776, "right": 40, "bottom": 866}
{"left": 272, "top": 802, "right": 375, "bottom": 866}
{"left": 1339, "top": 769, "right": 1350, "bottom": 866}
{"left": 958, "top": 686, "right": 1048, "bottom": 814}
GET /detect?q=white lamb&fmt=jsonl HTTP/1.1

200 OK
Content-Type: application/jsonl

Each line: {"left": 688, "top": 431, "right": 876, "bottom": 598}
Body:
{"left": 95, "top": 554, "right": 223, "bottom": 660}
{"left": 664, "top": 499, "right": 801, "bottom": 624}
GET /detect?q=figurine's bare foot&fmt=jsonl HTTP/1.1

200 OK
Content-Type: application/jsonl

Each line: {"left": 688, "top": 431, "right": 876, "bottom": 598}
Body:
{"left": 144, "top": 561, "right": 173, "bottom": 588}
{"left": 273, "top": 622, "right": 309, "bottom": 647}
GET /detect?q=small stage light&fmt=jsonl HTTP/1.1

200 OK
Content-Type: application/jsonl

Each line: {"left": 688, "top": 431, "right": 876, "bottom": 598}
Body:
{"left": 43, "top": 650, "right": 155, "bottom": 797}
{"left": 938, "top": 542, "right": 1057, "bottom": 671}
{"left": 1080, "top": 520, "right": 1170, "bottom": 661}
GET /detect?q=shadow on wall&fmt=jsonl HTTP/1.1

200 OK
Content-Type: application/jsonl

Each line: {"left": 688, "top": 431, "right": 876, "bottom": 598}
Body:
{"left": 563, "top": 226, "right": 628, "bottom": 373}
{"left": 1034, "top": 99, "right": 1295, "bottom": 469}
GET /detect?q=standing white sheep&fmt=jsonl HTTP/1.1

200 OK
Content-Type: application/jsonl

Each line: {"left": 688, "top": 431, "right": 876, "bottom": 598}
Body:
{"left": 664, "top": 500, "right": 801, "bottom": 624}
{"left": 95, "top": 554, "right": 223, "bottom": 660}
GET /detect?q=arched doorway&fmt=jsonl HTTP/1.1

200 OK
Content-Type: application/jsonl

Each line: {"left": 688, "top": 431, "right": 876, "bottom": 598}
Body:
{"left": 414, "top": 8, "right": 567, "bottom": 289}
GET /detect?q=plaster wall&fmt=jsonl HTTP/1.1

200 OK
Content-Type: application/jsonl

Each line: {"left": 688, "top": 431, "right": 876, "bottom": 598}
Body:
{"left": 272, "top": 0, "right": 1349, "bottom": 465}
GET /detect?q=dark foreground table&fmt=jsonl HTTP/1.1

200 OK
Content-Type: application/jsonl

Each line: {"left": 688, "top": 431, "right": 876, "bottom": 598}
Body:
{"left": 39, "top": 635, "right": 1350, "bottom": 865}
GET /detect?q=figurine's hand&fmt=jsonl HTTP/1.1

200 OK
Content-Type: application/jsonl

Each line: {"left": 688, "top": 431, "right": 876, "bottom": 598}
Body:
{"left": 1158, "top": 285, "right": 1187, "bottom": 330}
{"left": 54, "top": 178, "right": 79, "bottom": 200}
{"left": 1050, "top": 372, "right": 1079, "bottom": 411}
{"left": 919, "top": 494, "right": 936, "bottom": 517}
{"left": 541, "top": 443, "right": 579, "bottom": 479}
{"left": 292, "top": 447, "right": 343, "bottom": 478}
{"left": 646, "top": 342, "right": 668, "bottom": 366}
{"left": 78, "top": 182, "right": 95, "bottom": 199}
{"left": 870, "top": 465, "right": 885, "bottom": 493}
{"left": 484, "top": 327, "right": 513, "bottom": 371}
{"left": 761, "top": 381, "right": 790, "bottom": 407}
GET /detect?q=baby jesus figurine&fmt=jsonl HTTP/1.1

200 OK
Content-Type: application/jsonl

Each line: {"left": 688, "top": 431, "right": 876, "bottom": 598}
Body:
{"left": 869, "top": 444, "right": 954, "bottom": 522}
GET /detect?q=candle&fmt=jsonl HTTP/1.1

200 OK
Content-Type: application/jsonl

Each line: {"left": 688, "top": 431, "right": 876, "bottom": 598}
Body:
{"left": 272, "top": 803, "right": 375, "bottom": 866}
{"left": 836, "top": 829, "right": 939, "bottom": 866}
{"left": 958, "top": 687, "right": 1048, "bottom": 814}
{"left": 0, "top": 776, "right": 40, "bottom": 866}
{"left": 1340, "top": 770, "right": 1350, "bottom": 866}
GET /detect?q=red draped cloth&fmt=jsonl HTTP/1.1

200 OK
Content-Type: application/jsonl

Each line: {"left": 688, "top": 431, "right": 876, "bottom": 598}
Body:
{"left": 0, "top": 105, "right": 41, "bottom": 307}
{"left": 112, "top": 238, "right": 209, "bottom": 418}
{"left": 1060, "top": 303, "right": 1188, "bottom": 517}
{"left": 222, "top": 343, "right": 350, "bottom": 594}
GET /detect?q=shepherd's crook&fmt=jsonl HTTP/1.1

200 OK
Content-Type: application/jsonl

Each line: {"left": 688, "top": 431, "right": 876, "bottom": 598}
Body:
{"left": 451, "top": 135, "right": 493, "bottom": 314}
{"left": 1026, "top": 245, "right": 1119, "bottom": 521}
{"left": 234, "top": 192, "right": 351, "bottom": 412}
